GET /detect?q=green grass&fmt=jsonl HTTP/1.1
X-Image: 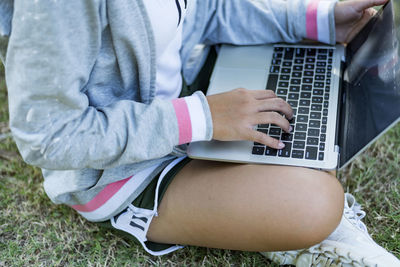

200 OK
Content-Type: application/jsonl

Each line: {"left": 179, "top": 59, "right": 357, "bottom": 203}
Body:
{"left": 0, "top": 60, "right": 399, "bottom": 266}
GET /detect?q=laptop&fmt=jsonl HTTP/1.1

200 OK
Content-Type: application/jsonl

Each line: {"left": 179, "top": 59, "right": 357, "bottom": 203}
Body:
{"left": 188, "top": 0, "right": 400, "bottom": 170}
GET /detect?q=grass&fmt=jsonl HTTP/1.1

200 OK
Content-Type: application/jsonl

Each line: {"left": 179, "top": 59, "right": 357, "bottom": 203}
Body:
{"left": 0, "top": 60, "right": 399, "bottom": 266}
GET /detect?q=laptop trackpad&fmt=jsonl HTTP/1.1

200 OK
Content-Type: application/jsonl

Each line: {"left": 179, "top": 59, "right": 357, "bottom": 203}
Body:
{"left": 208, "top": 67, "right": 268, "bottom": 95}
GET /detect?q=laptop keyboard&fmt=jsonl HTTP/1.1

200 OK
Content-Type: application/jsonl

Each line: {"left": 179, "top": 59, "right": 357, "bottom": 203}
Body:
{"left": 252, "top": 46, "right": 334, "bottom": 161}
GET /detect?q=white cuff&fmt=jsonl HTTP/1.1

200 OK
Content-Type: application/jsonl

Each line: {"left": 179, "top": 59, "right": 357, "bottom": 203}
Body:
{"left": 171, "top": 94, "right": 208, "bottom": 144}
{"left": 306, "top": 0, "right": 336, "bottom": 44}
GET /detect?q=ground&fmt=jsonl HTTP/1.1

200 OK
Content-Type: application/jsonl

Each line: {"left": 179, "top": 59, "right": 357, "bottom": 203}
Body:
{"left": 0, "top": 61, "right": 399, "bottom": 266}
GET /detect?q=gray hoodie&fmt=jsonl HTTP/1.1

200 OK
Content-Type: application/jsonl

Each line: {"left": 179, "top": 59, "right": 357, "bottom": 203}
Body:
{"left": 0, "top": 0, "right": 336, "bottom": 221}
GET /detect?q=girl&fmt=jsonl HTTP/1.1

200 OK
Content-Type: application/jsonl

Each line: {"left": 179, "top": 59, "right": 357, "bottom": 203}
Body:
{"left": 0, "top": 0, "right": 398, "bottom": 265}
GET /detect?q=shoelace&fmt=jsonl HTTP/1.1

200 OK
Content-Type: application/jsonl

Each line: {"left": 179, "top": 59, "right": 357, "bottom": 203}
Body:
{"left": 344, "top": 195, "right": 369, "bottom": 234}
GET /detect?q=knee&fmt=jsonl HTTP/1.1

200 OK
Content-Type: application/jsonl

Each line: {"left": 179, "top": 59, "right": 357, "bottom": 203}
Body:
{"left": 291, "top": 170, "right": 344, "bottom": 248}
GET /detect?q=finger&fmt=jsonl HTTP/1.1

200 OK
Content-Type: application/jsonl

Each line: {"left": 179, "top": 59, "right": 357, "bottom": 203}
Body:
{"left": 249, "top": 89, "right": 277, "bottom": 100}
{"left": 346, "top": 8, "right": 377, "bottom": 42}
{"left": 353, "top": 0, "right": 388, "bottom": 13}
{"left": 257, "top": 97, "right": 293, "bottom": 119}
{"left": 247, "top": 129, "right": 285, "bottom": 149}
{"left": 254, "top": 111, "right": 291, "bottom": 133}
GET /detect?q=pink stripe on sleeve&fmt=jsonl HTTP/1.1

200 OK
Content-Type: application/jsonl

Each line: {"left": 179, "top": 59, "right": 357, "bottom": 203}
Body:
{"left": 71, "top": 177, "right": 132, "bottom": 212}
{"left": 306, "top": 0, "right": 320, "bottom": 41}
{"left": 172, "top": 98, "right": 192, "bottom": 144}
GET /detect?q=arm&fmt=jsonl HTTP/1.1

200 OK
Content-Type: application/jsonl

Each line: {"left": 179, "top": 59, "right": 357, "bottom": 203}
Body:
{"left": 195, "top": 0, "right": 337, "bottom": 45}
{"left": 6, "top": 0, "right": 212, "bottom": 170}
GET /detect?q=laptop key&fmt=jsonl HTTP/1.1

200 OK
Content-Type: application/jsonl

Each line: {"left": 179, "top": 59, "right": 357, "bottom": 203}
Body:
{"left": 252, "top": 146, "right": 265, "bottom": 155}
{"left": 272, "top": 59, "right": 282, "bottom": 65}
{"left": 316, "top": 68, "right": 326, "bottom": 74}
{"left": 292, "top": 72, "right": 301, "bottom": 78}
{"left": 292, "top": 150, "right": 304, "bottom": 159}
{"left": 288, "top": 93, "right": 299, "bottom": 100}
{"left": 316, "top": 62, "right": 326, "bottom": 67}
{"left": 290, "top": 86, "right": 300, "bottom": 92}
{"left": 295, "top": 48, "right": 306, "bottom": 57}
{"left": 320, "top": 134, "right": 326, "bottom": 142}
{"left": 294, "top": 65, "right": 303, "bottom": 71}
{"left": 300, "top": 99, "right": 311, "bottom": 106}
{"left": 298, "top": 107, "right": 309, "bottom": 114}
{"left": 274, "top": 47, "right": 284, "bottom": 52}
{"left": 311, "top": 104, "right": 322, "bottom": 111}
{"left": 305, "top": 146, "right": 318, "bottom": 160}
{"left": 307, "top": 48, "right": 316, "bottom": 56}
{"left": 319, "top": 49, "right": 328, "bottom": 54}
{"left": 279, "top": 81, "right": 289, "bottom": 88}
{"left": 307, "top": 137, "right": 319, "bottom": 146}
{"left": 319, "top": 142, "right": 325, "bottom": 151}
{"left": 306, "top": 57, "right": 316, "bottom": 63}
{"left": 282, "top": 68, "right": 291, "bottom": 74}
{"left": 294, "top": 132, "right": 306, "bottom": 140}
{"left": 303, "top": 78, "right": 313, "bottom": 84}
{"left": 296, "top": 123, "right": 308, "bottom": 131}
{"left": 321, "top": 125, "right": 327, "bottom": 133}
{"left": 302, "top": 84, "right": 312, "bottom": 91}
{"left": 305, "top": 64, "right": 315, "bottom": 70}
{"left": 291, "top": 79, "right": 301, "bottom": 85}
{"left": 281, "top": 133, "right": 293, "bottom": 141}
{"left": 310, "top": 112, "right": 321, "bottom": 120}
{"left": 258, "top": 128, "right": 268, "bottom": 134}
{"left": 314, "top": 82, "right": 324, "bottom": 88}
{"left": 274, "top": 53, "right": 283, "bottom": 59}
{"left": 258, "top": 124, "right": 269, "bottom": 129}
{"left": 293, "top": 140, "right": 306, "bottom": 149}
{"left": 295, "top": 59, "right": 304, "bottom": 64}
{"left": 318, "top": 152, "right": 325, "bottom": 161}
{"left": 312, "top": 97, "right": 323, "bottom": 104}
{"left": 269, "top": 127, "right": 281, "bottom": 136}
{"left": 301, "top": 92, "right": 312, "bottom": 99}
{"left": 315, "top": 75, "right": 325, "bottom": 81}
{"left": 313, "top": 89, "right": 324, "bottom": 95}
{"left": 278, "top": 142, "right": 292, "bottom": 157}
{"left": 309, "top": 120, "right": 321, "bottom": 128}
{"left": 281, "top": 74, "right": 290, "bottom": 81}
{"left": 288, "top": 100, "right": 298, "bottom": 108}
{"left": 270, "top": 66, "right": 280, "bottom": 73}
{"left": 284, "top": 48, "right": 294, "bottom": 60}
{"left": 297, "top": 115, "right": 308, "bottom": 123}
{"left": 324, "top": 101, "right": 329, "bottom": 108}
{"left": 304, "top": 71, "right": 314, "bottom": 77}
{"left": 265, "top": 146, "right": 278, "bottom": 156}
{"left": 266, "top": 74, "right": 279, "bottom": 90}
{"left": 322, "top": 117, "right": 328, "bottom": 124}
{"left": 277, "top": 89, "right": 288, "bottom": 95}
{"left": 317, "top": 55, "right": 327, "bottom": 60}
{"left": 308, "top": 128, "right": 320, "bottom": 137}
{"left": 283, "top": 61, "right": 292, "bottom": 67}
{"left": 323, "top": 108, "right": 329, "bottom": 116}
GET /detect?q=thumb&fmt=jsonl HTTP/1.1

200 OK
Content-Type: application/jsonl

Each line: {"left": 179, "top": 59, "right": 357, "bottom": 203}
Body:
{"left": 352, "top": 0, "right": 388, "bottom": 12}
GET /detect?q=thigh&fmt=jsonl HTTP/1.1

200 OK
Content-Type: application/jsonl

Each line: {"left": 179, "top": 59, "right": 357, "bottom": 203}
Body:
{"left": 147, "top": 160, "right": 344, "bottom": 252}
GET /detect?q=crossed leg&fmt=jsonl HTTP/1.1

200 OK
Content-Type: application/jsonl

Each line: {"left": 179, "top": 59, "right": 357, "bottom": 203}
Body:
{"left": 147, "top": 160, "right": 344, "bottom": 252}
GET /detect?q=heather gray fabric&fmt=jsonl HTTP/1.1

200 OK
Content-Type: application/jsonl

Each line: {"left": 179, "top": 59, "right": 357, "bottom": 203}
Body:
{"left": 0, "top": 0, "right": 336, "bottom": 221}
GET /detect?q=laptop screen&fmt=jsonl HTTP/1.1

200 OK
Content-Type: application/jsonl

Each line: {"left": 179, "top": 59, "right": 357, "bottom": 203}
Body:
{"left": 339, "top": 0, "right": 400, "bottom": 168}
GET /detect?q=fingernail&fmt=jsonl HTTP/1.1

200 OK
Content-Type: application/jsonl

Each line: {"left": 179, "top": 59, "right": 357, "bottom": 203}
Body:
{"left": 278, "top": 142, "right": 285, "bottom": 149}
{"left": 289, "top": 126, "right": 293, "bottom": 132}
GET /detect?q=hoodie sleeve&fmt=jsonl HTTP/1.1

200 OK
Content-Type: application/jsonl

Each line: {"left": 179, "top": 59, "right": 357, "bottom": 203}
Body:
{"left": 6, "top": 0, "right": 213, "bottom": 171}
{"left": 193, "top": 0, "right": 337, "bottom": 46}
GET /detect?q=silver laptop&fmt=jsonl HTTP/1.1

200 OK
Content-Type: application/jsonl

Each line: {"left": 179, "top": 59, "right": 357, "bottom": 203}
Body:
{"left": 188, "top": 1, "right": 400, "bottom": 170}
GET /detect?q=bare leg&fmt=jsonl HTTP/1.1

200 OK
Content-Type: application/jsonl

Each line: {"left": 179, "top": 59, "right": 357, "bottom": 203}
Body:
{"left": 147, "top": 160, "right": 344, "bottom": 252}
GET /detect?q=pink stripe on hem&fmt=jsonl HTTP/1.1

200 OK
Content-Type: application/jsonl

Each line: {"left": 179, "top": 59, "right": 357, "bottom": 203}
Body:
{"left": 306, "top": 0, "right": 320, "bottom": 41}
{"left": 172, "top": 98, "right": 192, "bottom": 144}
{"left": 71, "top": 176, "right": 132, "bottom": 212}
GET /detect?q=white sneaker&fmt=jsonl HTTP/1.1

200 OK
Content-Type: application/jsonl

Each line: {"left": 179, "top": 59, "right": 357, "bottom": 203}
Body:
{"left": 261, "top": 193, "right": 400, "bottom": 267}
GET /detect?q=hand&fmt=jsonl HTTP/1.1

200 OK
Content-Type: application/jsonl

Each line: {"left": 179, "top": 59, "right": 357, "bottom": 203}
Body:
{"left": 335, "top": 0, "right": 388, "bottom": 43}
{"left": 206, "top": 88, "right": 293, "bottom": 149}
